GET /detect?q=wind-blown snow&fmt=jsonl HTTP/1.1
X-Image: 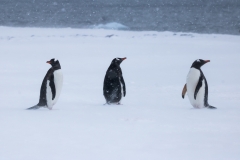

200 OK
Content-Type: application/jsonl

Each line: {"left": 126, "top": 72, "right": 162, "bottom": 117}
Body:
{"left": 92, "top": 22, "right": 129, "bottom": 30}
{"left": 0, "top": 27, "right": 240, "bottom": 160}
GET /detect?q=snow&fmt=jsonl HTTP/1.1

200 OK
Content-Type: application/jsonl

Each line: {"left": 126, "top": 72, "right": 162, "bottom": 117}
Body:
{"left": 0, "top": 27, "right": 240, "bottom": 160}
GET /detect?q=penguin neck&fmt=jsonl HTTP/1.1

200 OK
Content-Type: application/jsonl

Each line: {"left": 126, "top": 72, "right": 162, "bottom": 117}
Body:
{"left": 109, "top": 63, "right": 120, "bottom": 69}
{"left": 191, "top": 66, "right": 201, "bottom": 70}
{"left": 52, "top": 64, "right": 61, "bottom": 70}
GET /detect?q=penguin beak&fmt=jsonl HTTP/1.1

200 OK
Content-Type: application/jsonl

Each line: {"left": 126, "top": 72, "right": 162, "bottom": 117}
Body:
{"left": 205, "top": 60, "right": 210, "bottom": 63}
{"left": 46, "top": 61, "right": 51, "bottom": 64}
{"left": 122, "top": 57, "right": 127, "bottom": 61}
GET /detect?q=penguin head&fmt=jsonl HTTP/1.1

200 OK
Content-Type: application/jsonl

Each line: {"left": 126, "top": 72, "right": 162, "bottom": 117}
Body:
{"left": 46, "top": 58, "right": 61, "bottom": 69}
{"left": 191, "top": 59, "right": 210, "bottom": 69}
{"left": 111, "top": 57, "right": 127, "bottom": 66}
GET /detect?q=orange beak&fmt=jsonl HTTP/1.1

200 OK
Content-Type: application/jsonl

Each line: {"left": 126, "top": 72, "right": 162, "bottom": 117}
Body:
{"left": 122, "top": 57, "right": 127, "bottom": 61}
{"left": 205, "top": 60, "right": 210, "bottom": 63}
{"left": 46, "top": 61, "right": 51, "bottom": 64}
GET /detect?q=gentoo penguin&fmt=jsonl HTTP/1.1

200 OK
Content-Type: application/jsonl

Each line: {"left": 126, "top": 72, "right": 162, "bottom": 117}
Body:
{"left": 182, "top": 59, "right": 216, "bottom": 109}
{"left": 103, "top": 57, "right": 126, "bottom": 104}
{"left": 27, "top": 58, "right": 63, "bottom": 110}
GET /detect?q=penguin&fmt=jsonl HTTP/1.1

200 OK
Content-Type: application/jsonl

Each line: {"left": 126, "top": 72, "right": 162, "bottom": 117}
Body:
{"left": 103, "top": 57, "right": 126, "bottom": 104}
{"left": 27, "top": 58, "right": 63, "bottom": 110}
{"left": 182, "top": 59, "right": 216, "bottom": 109}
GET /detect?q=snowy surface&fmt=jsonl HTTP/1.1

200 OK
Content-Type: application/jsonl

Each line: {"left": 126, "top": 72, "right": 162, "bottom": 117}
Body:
{"left": 0, "top": 27, "right": 240, "bottom": 160}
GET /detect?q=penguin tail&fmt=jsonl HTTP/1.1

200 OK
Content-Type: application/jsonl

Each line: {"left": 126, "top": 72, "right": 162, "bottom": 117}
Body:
{"left": 207, "top": 105, "right": 217, "bottom": 109}
{"left": 27, "top": 105, "right": 41, "bottom": 110}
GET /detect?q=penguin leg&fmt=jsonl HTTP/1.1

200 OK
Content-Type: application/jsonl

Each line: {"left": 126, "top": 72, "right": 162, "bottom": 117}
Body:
{"left": 182, "top": 84, "right": 187, "bottom": 99}
{"left": 105, "top": 102, "right": 111, "bottom": 105}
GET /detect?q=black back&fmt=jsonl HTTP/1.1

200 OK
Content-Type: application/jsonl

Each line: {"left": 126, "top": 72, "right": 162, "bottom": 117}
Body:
{"left": 103, "top": 58, "right": 126, "bottom": 104}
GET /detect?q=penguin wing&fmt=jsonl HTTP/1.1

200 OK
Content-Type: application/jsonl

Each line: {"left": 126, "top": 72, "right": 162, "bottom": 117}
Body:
{"left": 120, "top": 76, "right": 126, "bottom": 96}
{"left": 194, "top": 75, "right": 203, "bottom": 100}
{"left": 48, "top": 74, "right": 56, "bottom": 100}
{"left": 37, "top": 68, "right": 53, "bottom": 106}
{"left": 46, "top": 80, "right": 53, "bottom": 108}
{"left": 182, "top": 84, "right": 187, "bottom": 99}
{"left": 103, "top": 74, "right": 110, "bottom": 95}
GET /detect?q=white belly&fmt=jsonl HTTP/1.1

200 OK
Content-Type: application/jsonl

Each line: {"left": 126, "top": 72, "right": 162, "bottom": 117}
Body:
{"left": 186, "top": 68, "right": 205, "bottom": 108}
{"left": 52, "top": 69, "right": 63, "bottom": 106}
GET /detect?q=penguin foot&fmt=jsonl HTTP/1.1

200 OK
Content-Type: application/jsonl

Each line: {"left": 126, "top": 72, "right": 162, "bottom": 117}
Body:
{"left": 27, "top": 105, "right": 40, "bottom": 110}
{"left": 27, "top": 105, "right": 47, "bottom": 110}
{"left": 207, "top": 106, "right": 217, "bottom": 109}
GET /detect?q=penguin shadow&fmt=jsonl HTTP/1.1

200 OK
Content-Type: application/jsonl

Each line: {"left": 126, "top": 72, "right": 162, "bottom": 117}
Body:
{"left": 189, "top": 108, "right": 215, "bottom": 110}
{"left": 103, "top": 103, "right": 123, "bottom": 106}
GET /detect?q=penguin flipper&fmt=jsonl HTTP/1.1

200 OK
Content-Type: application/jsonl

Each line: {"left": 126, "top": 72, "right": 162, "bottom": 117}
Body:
{"left": 182, "top": 84, "right": 187, "bottom": 99}
{"left": 49, "top": 75, "right": 56, "bottom": 100}
{"left": 194, "top": 76, "right": 203, "bottom": 100}
{"left": 27, "top": 105, "right": 41, "bottom": 110}
{"left": 120, "top": 77, "right": 126, "bottom": 97}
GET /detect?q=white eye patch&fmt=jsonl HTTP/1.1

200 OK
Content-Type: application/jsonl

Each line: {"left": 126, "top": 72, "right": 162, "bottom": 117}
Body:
{"left": 116, "top": 58, "right": 121, "bottom": 61}
{"left": 196, "top": 59, "right": 200, "bottom": 62}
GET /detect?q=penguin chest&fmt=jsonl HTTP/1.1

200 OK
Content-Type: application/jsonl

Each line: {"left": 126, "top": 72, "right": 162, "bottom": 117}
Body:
{"left": 52, "top": 69, "right": 63, "bottom": 105}
{"left": 46, "top": 69, "right": 63, "bottom": 109}
{"left": 186, "top": 68, "right": 205, "bottom": 108}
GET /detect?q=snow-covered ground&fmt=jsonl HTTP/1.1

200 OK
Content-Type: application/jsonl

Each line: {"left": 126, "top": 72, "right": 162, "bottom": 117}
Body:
{"left": 0, "top": 27, "right": 240, "bottom": 160}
